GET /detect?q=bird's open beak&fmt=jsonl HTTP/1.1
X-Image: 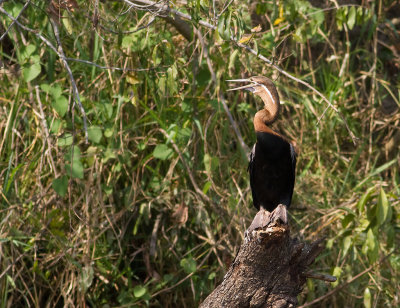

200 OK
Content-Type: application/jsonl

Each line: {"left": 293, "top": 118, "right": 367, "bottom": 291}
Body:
{"left": 226, "top": 79, "right": 257, "bottom": 92}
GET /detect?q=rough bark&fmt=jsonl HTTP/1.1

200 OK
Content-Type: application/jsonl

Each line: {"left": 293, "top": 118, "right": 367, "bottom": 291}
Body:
{"left": 200, "top": 206, "right": 325, "bottom": 308}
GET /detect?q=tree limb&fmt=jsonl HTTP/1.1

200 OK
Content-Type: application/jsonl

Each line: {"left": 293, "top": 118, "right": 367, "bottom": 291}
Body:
{"left": 200, "top": 205, "right": 332, "bottom": 308}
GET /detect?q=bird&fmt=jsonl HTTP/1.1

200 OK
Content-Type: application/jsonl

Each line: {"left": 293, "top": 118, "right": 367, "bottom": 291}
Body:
{"left": 227, "top": 76, "right": 296, "bottom": 221}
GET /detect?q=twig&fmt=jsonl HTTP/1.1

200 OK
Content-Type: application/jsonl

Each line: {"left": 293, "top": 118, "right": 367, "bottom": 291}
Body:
{"left": 303, "top": 271, "right": 337, "bottom": 282}
{"left": 65, "top": 57, "right": 168, "bottom": 71}
{"left": 49, "top": 19, "right": 89, "bottom": 143}
{"left": 0, "top": 0, "right": 31, "bottom": 42}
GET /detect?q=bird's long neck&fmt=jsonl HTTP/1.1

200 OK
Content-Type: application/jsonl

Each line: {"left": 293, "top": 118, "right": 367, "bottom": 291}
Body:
{"left": 253, "top": 87, "right": 280, "bottom": 135}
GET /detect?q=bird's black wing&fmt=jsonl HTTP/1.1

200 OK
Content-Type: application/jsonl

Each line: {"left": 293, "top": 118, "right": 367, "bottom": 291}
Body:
{"left": 248, "top": 144, "right": 260, "bottom": 210}
{"left": 288, "top": 143, "right": 297, "bottom": 203}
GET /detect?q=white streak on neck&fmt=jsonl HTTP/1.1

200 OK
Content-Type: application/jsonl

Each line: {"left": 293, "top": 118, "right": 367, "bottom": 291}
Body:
{"left": 259, "top": 84, "right": 276, "bottom": 105}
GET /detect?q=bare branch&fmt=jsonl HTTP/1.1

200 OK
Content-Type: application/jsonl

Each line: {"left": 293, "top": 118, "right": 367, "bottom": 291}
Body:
{"left": 49, "top": 19, "right": 89, "bottom": 143}
{"left": 65, "top": 57, "right": 168, "bottom": 72}
{"left": 0, "top": 0, "right": 31, "bottom": 42}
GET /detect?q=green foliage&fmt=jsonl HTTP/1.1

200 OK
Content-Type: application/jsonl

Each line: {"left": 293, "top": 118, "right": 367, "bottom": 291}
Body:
{"left": 0, "top": 0, "right": 399, "bottom": 307}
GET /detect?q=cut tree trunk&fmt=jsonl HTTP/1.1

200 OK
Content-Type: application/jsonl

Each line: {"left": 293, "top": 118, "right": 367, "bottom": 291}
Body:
{"left": 200, "top": 205, "right": 327, "bottom": 308}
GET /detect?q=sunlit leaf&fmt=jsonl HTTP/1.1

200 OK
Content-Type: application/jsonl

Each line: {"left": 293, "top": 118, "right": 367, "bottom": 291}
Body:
{"left": 180, "top": 257, "right": 197, "bottom": 274}
{"left": 80, "top": 265, "right": 94, "bottom": 292}
{"left": 332, "top": 266, "right": 342, "bottom": 287}
{"left": 153, "top": 144, "right": 173, "bottom": 160}
{"left": 347, "top": 6, "right": 356, "bottom": 30}
{"left": 20, "top": 44, "right": 36, "bottom": 61}
{"left": 376, "top": 188, "right": 389, "bottom": 226}
{"left": 366, "top": 228, "right": 378, "bottom": 263}
{"left": 88, "top": 126, "right": 102, "bottom": 144}
{"left": 133, "top": 285, "right": 147, "bottom": 298}
{"left": 53, "top": 95, "right": 68, "bottom": 117}
{"left": 342, "top": 236, "right": 352, "bottom": 258}
{"left": 357, "top": 186, "right": 375, "bottom": 213}
{"left": 363, "top": 287, "right": 371, "bottom": 308}
{"left": 57, "top": 134, "right": 73, "bottom": 147}
{"left": 66, "top": 159, "right": 84, "bottom": 179}
{"left": 62, "top": 12, "right": 73, "bottom": 35}
{"left": 23, "top": 63, "right": 41, "bottom": 82}
{"left": 202, "top": 181, "right": 212, "bottom": 194}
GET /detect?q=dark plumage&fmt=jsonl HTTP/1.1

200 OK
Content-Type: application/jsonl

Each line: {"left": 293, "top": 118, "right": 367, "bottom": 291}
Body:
{"left": 249, "top": 132, "right": 296, "bottom": 211}
{"left": 228, "top": 76, "right": 296, "bottom": 212}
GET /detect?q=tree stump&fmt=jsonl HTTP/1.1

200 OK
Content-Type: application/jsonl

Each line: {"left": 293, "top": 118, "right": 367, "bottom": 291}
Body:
{"left": 200, "top": 205, "right": 328, "bottom": 308}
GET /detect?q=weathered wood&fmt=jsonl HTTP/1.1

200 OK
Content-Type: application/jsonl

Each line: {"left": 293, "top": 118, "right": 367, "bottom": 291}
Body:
{"left": 200, "top": 205, "right": 326, "bottom": 308}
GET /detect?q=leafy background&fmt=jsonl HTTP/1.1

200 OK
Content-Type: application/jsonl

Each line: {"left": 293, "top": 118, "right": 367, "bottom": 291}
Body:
{"left": 0, "top": 0, "right": 399, "bottom": 307}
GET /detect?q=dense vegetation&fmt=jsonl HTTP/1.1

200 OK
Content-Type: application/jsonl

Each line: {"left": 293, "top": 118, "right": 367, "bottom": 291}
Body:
{"left": 0, "top": 0, "right": 399, "bottom": 306}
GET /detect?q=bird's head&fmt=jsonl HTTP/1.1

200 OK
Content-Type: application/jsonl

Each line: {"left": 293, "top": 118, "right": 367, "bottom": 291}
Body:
{"left": 227, "top": 76, "right": 280, "bottom": 125}
{"left": 227, "top": 76, "right": 280, "bottom": 107}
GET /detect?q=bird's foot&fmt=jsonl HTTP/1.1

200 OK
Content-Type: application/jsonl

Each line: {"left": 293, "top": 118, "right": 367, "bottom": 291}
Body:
{"left": 271, "top": 204, "right": 288, "bottom": 225}
{"left": 244, "top": 205, "right": 288, "bottom": 242}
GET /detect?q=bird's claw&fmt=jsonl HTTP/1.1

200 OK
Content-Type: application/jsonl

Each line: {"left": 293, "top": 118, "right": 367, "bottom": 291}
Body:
{"left": 244, "top": 205, "right": 288, "bottom": 242}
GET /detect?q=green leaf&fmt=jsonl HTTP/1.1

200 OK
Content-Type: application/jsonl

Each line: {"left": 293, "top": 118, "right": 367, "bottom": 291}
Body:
{"left": 20, "top": 44, "right": 36, "bottom": 61}
{"left": 386, "top": 225, "right": 395, "bottom": 248}
{"left": 363, "top": 287, "right": 371, "bottom": 308}
{"left": 6, "top": 275, "right": 16, "bottom": 289}
{"left": 66, "top": 159, "right": 84, "bottom": 179}
{"left": 204, "top": 154, "right": 211, "bottom": 173}
{"left": 376, "top": 188, "right": 389, "bottom": 226}
{"left": 121, "top": 35, "right": 133, "bottom": 49}
{"left": 347, "top": 6, "right": 356, "bottom": 30}
{"left": 202, "top": 181, "right": 212, "bottom": 194}
{"left": 52, "top": 176, "right": 68, "bottom": 197}
{"left": 40, "top": 83, "right": 51, "bottom": 93}
{"left": 357, "top": 186, "right": 375, "bottom": 213}
{"left": 65, "top": 146, "right": 81, "bottom": 161}
{"left": 62, "top": 12, "right": 73, "bottom": 35}
{"left": 342, "top": 235, "right": 352, "bottom": 258}
{"left": 133, "top": 285, "right": 147, "bottom": 298}
{"left": 332, "top": 266, "right": 342, "bottom": 287}
{"left": 153, "top": 144, "right": 173, "bottom": 160}
{"left": 23, "top": 63, "right": 41, "bottom": 82}
{"left": 57, "top": 134, "right": 73, "bottom": 147}
{"left": 52, "top": 95, "right": 68, "bottom": 117}
{"left": 50, "top": 118, "right": 61, "bottom": 134}
{"left": 180, "top": 257, "right": 197, "bottom": 274}
{"left": 217, "top": 15, "right": 226, "bottom": 39}
{"left": 228, "top": 49, "right": 239, "bottom": 70}
{"left": 366, "top": 228, "right": 378, "bottom": 263}
{"left": 80, "top": 265, "right": 94, "bottom": 292}
{"left": 88, "top": 126, "right": 102, "bottom": 144}
{"left": 49, "top": 84, "right": 62, "bottom": 98}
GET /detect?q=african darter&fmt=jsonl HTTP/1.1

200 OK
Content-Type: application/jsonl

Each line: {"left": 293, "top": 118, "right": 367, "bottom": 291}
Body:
{"left": 228, "top": 76, "right": 296, "bottom": 226}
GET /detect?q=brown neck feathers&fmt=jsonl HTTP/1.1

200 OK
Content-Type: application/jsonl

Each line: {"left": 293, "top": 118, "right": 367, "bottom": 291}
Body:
{"left": 252, "top": 81, "right": 280, "bottom": 134}
{"left": 253, "top": 109, "right": 280, "bottom": 136}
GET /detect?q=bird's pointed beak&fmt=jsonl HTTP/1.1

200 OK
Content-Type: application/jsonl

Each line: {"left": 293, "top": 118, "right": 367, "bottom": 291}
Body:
{"left": 226, "top": 79, "right": 256, "bottom": 92}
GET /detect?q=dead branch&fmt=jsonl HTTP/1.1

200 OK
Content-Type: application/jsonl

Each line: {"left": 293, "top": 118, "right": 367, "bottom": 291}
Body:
{"left": 200, "top": 205, "right": 334, "bottom": 308}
